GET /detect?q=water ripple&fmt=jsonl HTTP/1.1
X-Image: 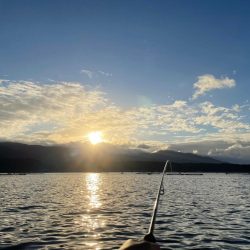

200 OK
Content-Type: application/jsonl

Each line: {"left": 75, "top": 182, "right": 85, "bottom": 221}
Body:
{"left": 0, "top": 173, "right": 249, "bottom": 249}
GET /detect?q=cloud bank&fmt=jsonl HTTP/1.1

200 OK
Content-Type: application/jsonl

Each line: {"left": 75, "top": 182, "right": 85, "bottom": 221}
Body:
{"left": 0, "top": 77, "right": 249, "bottom": 162}
{"left": 168, "top": 141, "right": 250, "bottom": 164}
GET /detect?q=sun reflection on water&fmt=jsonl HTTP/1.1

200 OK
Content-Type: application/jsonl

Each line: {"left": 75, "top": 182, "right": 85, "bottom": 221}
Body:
{"left": 86, "top": 173, "right": 102, "bottom": 209}
{"left": 76, "top": 173, "right": 105, "bottom": 249}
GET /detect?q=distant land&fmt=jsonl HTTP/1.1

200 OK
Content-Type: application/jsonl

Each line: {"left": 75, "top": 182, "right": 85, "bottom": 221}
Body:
{"left": 0, "top": 142, "right": 249, "bottom": 173}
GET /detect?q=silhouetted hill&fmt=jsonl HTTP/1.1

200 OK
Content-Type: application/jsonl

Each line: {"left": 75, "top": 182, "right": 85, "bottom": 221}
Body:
{"left": 0, "top": 142, "right": 249, "bottom": 173}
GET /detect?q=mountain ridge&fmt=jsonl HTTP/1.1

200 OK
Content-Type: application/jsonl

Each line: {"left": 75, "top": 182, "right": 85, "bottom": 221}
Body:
{"left": 0, "top": 142, "right": 249, "bottom": 173}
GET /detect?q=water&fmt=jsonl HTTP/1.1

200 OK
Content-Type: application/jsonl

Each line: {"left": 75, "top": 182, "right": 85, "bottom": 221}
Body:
{"left": 0, "top": 173, "right": 249, "bottom": 249}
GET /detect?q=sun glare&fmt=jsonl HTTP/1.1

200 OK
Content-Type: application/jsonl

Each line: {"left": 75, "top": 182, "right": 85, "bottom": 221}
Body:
{"left": 88, "top": 131, "right": 103, "bottom": 145}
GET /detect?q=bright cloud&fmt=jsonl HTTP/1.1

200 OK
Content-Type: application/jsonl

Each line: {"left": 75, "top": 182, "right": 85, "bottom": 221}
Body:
{"left": 194, "top": 101, "right": 250, "bottom": 133}
{"left": 192, "top": 74, "right": 235, "bottom": 99}
{"left": 0, "top": 80, "right": 107, "bottom": 142}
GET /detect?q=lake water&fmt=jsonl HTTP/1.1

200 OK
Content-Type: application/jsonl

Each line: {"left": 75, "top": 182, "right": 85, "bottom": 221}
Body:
{"left": 0, "top": 173, "right": 250, "bottom": 249}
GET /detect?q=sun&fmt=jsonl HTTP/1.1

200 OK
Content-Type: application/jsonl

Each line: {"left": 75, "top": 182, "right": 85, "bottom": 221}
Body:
{"left": 88, "top": 131, "right": 103, "bottom": 145}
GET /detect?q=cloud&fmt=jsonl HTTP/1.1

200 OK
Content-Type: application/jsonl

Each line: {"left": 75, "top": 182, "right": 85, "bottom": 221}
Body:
{"left": 0, "top": 80, "right": 144, "bottom": 144}
{"left": 0, "top": 79, "right": 9, "bottom": 84}
{"left": 137, "top": 144, "right": 151, "bottom": 149}
{"left": 0, "top": 78, "right": 249, "bottom": 163}
{"left": 98, "top": 71, "right": 112, "bottom": 77}
{"left": 0, "top": 80, "right": 105, "bottom": 140}
{"left": 221, "top": 143, "right": 250, "bottom": 163}
{"left": 195, "top": 101, "right": 249, "bottom": 133}
{"left": 192, "top": 149, "right": 198, "bottom": 154}
{"left": 80, "top": 69, "right": 113, "bottom": 79}
{"left": 80, "top": 69, "right": 93, "bottom": 79}
{"left": 166, "top": 140, "right": 250, "bottom": 163}
{"left": 192, "top": 74, "right": 235, "bottom": 99}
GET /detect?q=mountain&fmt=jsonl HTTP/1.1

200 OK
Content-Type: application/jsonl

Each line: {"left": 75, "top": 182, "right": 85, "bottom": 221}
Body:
{"left": 66, "top": 142, "right": 221, "bottom": 163}
{"left": 212, "top": 155, "right": 250, "bottom": 165}
{"left": 0, "top": 142, "right": 249, "bottom": 173}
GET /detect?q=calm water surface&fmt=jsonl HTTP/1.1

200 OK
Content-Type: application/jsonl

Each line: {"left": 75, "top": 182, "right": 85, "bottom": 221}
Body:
{"left": 0, "top": 173, "right": 249, "bottom": 249}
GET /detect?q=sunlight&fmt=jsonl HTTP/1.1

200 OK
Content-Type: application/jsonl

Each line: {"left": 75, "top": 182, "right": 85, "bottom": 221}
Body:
{"left": 88, "top": 131, "right": 103, "bottom": 145}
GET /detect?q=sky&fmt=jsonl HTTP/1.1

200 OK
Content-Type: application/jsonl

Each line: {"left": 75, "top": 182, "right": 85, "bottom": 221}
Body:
{"left": 1, "top": 0, "right": 250, "bottom": 163}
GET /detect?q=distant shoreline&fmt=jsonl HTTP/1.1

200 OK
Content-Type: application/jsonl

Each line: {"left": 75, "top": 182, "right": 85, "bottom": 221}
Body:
{"left": 0, "top": 162, "right": 250, "bottom": 174}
